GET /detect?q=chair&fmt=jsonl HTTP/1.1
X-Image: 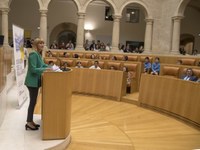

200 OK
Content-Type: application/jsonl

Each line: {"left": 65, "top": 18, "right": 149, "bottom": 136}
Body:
{"left": 140, "top": 56, "right": 153, "bottom": 62}
{"left": 193, "top": 69, "right": 200, "bottom": 78}
{"left": 161, "top": 66, "right": 180, "bottom": 78}
{"left": 107, "top": 62, "right": 122, "bottom": 70}
{"left": 90, "top": 61, "right": 105, "bottom": 69}
{"left": 45, "top": 51, "right": 57, "bottom": 57}
{"left": 76, "top": 60, "right": 90, "bottom": 68}
{"left": 60, "top": 59, "right": 74, "bottom": 67}
{"left": 127, "top": 56, "right": 138, "bottom": 61}
{"left": 58, "top": 52, "right": 71, "bottom": 58}
{"left": 85, "top": 53, "right": 98, "bottom": 59}
{"left": 44, "top": 58, "right": 60, "bottom": 66}
{"left": 72, "top": 53, "right": 84, "bottom": 58}
{"left": 115, "top": 55, "right": 123, "bottom": 61}
{"left": 98, "top": 54, "right": 110, "bottom": 60}
{"left": 180, "top": 58, "right": 196, "bottom": 66}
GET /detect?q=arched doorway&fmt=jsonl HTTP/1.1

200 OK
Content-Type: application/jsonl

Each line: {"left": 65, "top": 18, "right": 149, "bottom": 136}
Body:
{"left": 48, "top": 0, "right": 78, "bottom": 48}
{"left": 120, "top": 3, "right": 146, "bottom": 52}
{"left": 180, "top": 0, "right": 200, "bottom": 54}
{"left": 9, "top": 0, "right": 39, "bottom": 46}
{"left": 119, "top": 1, "right": 153, "bottom": 53}
{"left": 180, "top": 34, "right": 195, "bottom": 55}
{"left": 84, "top": 0, "right": 116, "bottom": 50}
{"left": 49, "top": 22, "right": 77, "bottom": 48}
{"left": 173, "top": 0, "right": 200, "bottom": 54}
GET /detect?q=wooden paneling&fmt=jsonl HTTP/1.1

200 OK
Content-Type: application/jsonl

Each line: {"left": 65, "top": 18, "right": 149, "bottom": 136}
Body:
{"left": 139, "top": 74, "right": 200, "bottom": 127}
{"left": 72, "top": 68, "right": 126, "bottom": 100}
{"left": 46, "top": 50, "right": 200, "bottom": 65}
{"left": 42, "top": 71, "right": 73, "bottom": 140}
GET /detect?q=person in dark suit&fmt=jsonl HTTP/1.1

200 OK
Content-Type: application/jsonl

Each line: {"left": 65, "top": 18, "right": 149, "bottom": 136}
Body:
{"left": 181, "top": 68, "right": 198, "bottom": 81}
{"left": 25, "top": 38, "right": 50, "bottom": 130}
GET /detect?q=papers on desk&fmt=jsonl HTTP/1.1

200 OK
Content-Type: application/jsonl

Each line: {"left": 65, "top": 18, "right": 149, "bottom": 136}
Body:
{"left": 51, "top": 64, "right": 63, "bottom": 72}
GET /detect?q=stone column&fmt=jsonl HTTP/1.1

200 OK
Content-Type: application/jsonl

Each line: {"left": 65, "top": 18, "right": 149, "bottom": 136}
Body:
{"left": 75, "top": 12, "right": 86, "bottom": 50}
{"left": 1, "top": 8, "right": 9, "bottom": 46}
{"left": 171, "top": 16, "right": 183, "bottom": 54}
{"left": 144, "top": 18, "right": 154, "bottom": 53}
{"left": 39, "top": 9, "right": 48, "bottom": 46}
{"left": 111, "top": 15, "right": 121, "bottom": 52}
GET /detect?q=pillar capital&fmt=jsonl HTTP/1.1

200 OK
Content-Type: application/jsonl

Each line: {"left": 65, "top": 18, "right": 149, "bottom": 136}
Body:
{"left": 39, "top": 9, "right": 48, "bottom": 16}
{"left": 172, "top": 16, "right": 184, "bottom": 21}
{"left": 145, "top": 18, "right": 154, "bottom": 23}
{"left": 77, "top": 12, "right": 86, "bottom": 18}
{"left": 112, "top": 15, "right": 122, "bottom": 21}
{"left": 1, "top": 8, "right": 10, "bottom": 14}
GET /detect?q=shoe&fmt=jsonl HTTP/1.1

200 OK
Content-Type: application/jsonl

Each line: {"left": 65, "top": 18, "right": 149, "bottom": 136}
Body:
{"left": 33, "top": 123, "right": 40, "bottom": 128}
{"left": 25, "top": 124, "right": 38, "bottom": 130}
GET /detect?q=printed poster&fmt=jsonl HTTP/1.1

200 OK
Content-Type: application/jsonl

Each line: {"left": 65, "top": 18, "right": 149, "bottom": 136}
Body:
{"left": 13, "top": 25, "right": 28, "bottom": 108}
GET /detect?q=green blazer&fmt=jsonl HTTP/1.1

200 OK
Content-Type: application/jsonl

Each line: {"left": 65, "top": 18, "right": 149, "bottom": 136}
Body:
{"left": 25, "top": 50, "right": 48, "bottom": 87}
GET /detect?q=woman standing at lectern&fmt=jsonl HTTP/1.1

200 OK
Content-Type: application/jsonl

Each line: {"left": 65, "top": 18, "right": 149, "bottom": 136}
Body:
{"left": 25, "top": 38, "right": 50, "bottom": 130}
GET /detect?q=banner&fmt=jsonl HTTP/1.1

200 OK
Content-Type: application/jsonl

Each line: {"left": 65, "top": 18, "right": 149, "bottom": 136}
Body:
{"left": 13, "top": 25, "right": 28, "bottom": 108}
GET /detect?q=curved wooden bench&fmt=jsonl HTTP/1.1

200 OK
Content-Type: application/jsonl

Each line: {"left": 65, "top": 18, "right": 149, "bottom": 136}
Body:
{"left": 139, "top": 74, "right": 200, "bottom": 128}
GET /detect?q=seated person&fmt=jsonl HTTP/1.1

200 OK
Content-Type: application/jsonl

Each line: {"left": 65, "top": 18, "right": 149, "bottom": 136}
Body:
{"left": 197, "top": 61, "right": 200, "bottom": 67}
{"left": 181, "top": 68, "right": 198, "bottom": 81}
{"left": 48, "top": 61, "right": 54, "bottom": 67}
{"left": 50, "top": 42, "right": 58, "bottom": 49}
{"left": 122, "top": 55, "right": 128, "bottom": 61}
{"left": 111, "top": 56, "right": 117, "bottom": 60}
{"left": 59, "top": 42, "right": 66, "bottom": 49}
{"left": 151, "top": 57, "right": 160, "bottom": 75}
{"left": 46, "top": 50, "right": 53, "bottom": 57}
{"left": 89, "top": 60, "right": 101, "bottom": 70}
{"left": 84, "top": 39, "right": 90, "bottom": 50}
{"left": 61, "top": 62, "right": 71, "bottom": 71}
{"left": 75, "top": 61, "right": 84, "bottom": 68}
{"left": 176, "top": 59, "right": 183, "bottom": 65}
{"left": 122, "top": 66, "right": 128, "bottom": 72}
{"left": 66, "top": 40, "right": 74, "bottom": 50}
{"left": 74, "top": 53, "right": 79, "bottom": 58}
{"left": 127, "top": 72, "right": 133, "bottom": 93}
{"left": 90, "top": 54, "right": 96, "bottom": 59}
{"left": 63, "top": 52, "right": 68, "bottom": 58}
{"left": 122, "top": 66, "right": 131, "bottom": 93}
{"left": 143, "top": 57, "right": 151, "bottom": 73}
{"left": 110, "top": 66, "right": 116, "bottom": 70}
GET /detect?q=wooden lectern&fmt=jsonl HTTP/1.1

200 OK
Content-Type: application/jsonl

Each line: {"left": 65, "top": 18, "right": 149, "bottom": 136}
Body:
{"left": 42, "top": 71, "right": 72, "bottom": 140}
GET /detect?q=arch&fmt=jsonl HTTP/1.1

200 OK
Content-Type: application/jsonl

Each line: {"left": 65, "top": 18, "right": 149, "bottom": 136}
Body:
{"left": 174, "top": 0, "right": 191, "bottom": 16}
{"left": 49, "top": 22, "right": 77, "bottom": 46}
{"left": 119, "top": 0, "right": 152, "bottom": 19}
{"left": 83, "top": 0, "right": 117, "bottom": 14}
{"left": 180, "top": 33, "right": 195, "bottom": 54}
{"left": 0, "top": 0, "right": 9, "bottom": 7}
{"left": 46, "top": 0, "right": 81, "bottom": 12}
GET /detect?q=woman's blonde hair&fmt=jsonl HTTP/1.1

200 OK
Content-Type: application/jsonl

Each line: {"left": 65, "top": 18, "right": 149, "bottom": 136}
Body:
{"left": 32, "top": 38, "right": 44, "bottom": 49}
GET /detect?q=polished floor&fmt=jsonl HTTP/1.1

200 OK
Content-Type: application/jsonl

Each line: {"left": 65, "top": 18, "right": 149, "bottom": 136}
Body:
{"left": 0, "top": 86, "right": 200, "bottom": 150}
{"left": 68, "top": 94, "right": 200, "bottom": 150}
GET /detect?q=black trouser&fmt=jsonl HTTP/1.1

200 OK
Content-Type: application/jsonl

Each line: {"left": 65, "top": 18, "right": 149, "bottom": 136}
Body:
{"left": 27, "top": 86, "right": 39, "bottom": 122}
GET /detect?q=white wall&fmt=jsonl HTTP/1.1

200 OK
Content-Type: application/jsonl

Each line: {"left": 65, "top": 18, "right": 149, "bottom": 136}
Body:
{"left": 85, "top": 4, "right": 113, "bottom": 44}
{"left": 181, "top": 6, "right": 200, "bottom": 51}
{"left": 120, "top": 6, "right": 146, "bottom": 45}
{"left": 9, "top": 0, "right": 40, "bottom": 40}
{"left": 47, "top": 1, "right": 78, "bottom": 45}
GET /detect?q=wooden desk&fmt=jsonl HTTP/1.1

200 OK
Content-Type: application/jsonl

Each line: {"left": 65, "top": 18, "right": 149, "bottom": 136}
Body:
{"left": 42, "top": 71, "right": 73, "bottom": 140}
{"left": 139, "top": 74, "right": 200, "bottom": 127}
{"left": 72, "top": 68, "right": 126, "bottom": 100}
